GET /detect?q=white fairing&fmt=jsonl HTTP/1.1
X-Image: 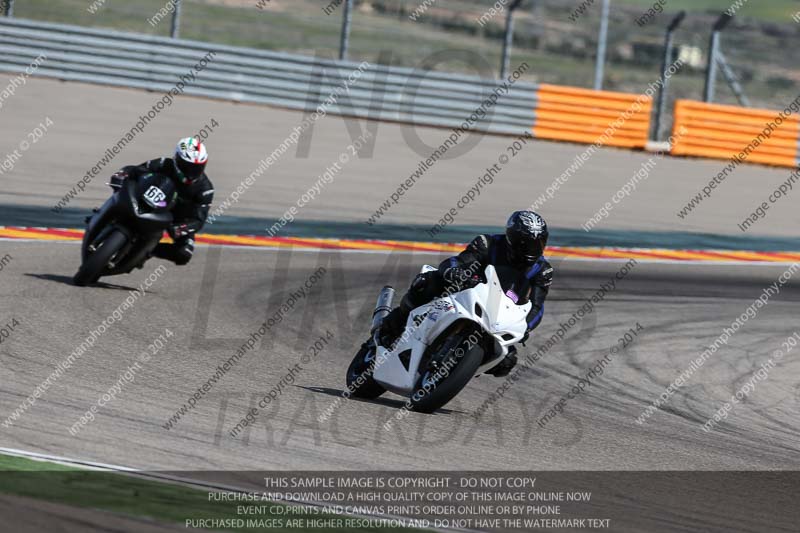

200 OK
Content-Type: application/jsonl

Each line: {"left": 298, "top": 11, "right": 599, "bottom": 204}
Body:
{"left": 372, "top": 265, "right": 531, "bottom": 395}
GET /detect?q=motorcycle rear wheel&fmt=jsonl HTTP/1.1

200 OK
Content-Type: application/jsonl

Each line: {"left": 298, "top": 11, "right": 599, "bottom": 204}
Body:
{"left": 73, "top": 230, "right": 127, "bottom": 286}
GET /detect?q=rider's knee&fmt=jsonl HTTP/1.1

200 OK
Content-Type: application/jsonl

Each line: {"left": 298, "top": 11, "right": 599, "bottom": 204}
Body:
{"left": 403, "top": 272, "right": 437, "bottom": 311}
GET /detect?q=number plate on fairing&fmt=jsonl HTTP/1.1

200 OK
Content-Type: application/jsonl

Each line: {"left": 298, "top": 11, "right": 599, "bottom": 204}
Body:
{"left": 143, "top": 185, "right": 168, "bottom": 208}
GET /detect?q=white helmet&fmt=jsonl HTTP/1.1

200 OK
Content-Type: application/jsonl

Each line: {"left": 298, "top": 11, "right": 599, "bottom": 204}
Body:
{"left": 174, "top": 137, "right": 208, "bottom": 184}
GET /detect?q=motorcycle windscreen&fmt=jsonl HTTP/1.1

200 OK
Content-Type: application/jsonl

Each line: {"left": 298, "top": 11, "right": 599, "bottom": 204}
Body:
{"left": 458, "top": 266, "right": 530, "bottom": 343}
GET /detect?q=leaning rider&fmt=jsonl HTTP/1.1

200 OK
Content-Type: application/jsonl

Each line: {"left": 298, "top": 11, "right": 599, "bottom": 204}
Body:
{"left": 109, "top": 137, "right": 214, "bottom": 266}
{"left": 380, "top": 210, "right": 554, "bottom": 377}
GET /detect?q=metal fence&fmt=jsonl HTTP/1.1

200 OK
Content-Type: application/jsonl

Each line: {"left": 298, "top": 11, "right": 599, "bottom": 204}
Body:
{"left": 0, "top": 17, "right": 538, "bottom": 136}
{"left": 4, "top": 0, "right": 797, "bottom": 117}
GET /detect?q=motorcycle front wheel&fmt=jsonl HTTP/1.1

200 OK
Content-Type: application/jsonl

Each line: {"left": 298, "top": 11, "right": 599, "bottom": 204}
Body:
{"left": 73, "top": 230, "right": 127, "bottom": 286}
{"left": 409, "top": 323, "right": 484, "bottom": 414}
{"left": 345, "top": 341, "right": 386, "bottom": 399}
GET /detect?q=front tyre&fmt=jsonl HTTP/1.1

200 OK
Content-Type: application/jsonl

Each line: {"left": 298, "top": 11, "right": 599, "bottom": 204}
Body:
{"left": 346, "top": 341, "right": 386, "bottom": 399}
{"left": 73, "top": 230, "right": 127, "bottom": 286}
{"left": 410, "top": 326, "right": 484, "bottom": 414}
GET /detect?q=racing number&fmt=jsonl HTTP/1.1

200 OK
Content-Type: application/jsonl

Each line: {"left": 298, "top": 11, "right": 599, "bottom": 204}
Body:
{"left": 143, "top": 185, "right": 167, "bottom": 207}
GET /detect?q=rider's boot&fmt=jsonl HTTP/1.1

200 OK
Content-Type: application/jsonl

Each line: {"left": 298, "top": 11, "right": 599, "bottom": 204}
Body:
{"left": 486, "top": 347, "right": 518, "bottom": 377}
{"left": 125, "top": 253, "right": 151, "bottom": 273}
{"left": 378, "top": 273, "right": 437, "bottom": 348}
{"left": 378, "top": 306, "right": 408, "bottom": 348}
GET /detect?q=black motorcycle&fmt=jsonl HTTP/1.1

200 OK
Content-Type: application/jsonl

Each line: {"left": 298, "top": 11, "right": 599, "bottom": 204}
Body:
{"left": 74, "top": 173, "right": 176, "bottom": 286}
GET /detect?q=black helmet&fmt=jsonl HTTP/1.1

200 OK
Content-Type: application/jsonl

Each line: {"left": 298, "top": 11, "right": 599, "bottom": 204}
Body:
{"left": 505, "top": 210, "right": 548, "bottom": 266}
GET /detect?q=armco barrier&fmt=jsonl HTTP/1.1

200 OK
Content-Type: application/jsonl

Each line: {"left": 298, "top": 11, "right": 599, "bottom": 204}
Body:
{"left": 671, "top": 100, "right": 800, "bottom": 168}
{"left": 532, "top": 84, "right": 653, "bottom": 149}
{"left": 0, "top": 18, "right": 655, "bottom": 150}
{"left": 0, "top": 18, "right": 536, "bottom": 136}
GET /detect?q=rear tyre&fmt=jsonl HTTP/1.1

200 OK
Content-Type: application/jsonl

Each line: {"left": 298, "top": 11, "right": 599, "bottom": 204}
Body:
{"left": 73, "top": 230, "right": 127, "bottom": 286}
{"left": 346, "top": 341, "right": 386, "bottom": 399}
{"left": 410, "top": 325, "right": 484, "bottom": 414}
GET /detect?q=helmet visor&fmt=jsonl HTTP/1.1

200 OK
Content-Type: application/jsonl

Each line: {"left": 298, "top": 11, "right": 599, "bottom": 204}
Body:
{"left": 508, "top": 232, "right": 546, "bottom": 264}
{"left": 176, "top": 157, "right": 205, "bottom": 183}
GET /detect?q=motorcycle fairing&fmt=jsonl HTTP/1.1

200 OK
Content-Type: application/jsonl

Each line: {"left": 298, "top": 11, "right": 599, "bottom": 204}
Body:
{"left": 372, "top": 265, "right": 531, "bottom": 395}
{"left": 81, "top": 175, "right": 175, "bottom": 273}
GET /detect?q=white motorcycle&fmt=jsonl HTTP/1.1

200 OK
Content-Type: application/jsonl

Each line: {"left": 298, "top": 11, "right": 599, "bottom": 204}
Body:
{"left": 346, "top": 264, "right": 530, "bottom": 413}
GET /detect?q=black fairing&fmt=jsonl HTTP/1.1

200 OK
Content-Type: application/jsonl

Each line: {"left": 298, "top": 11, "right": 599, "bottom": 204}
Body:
{"left": 81, "top": 173, "right": 176, "bottom": 275}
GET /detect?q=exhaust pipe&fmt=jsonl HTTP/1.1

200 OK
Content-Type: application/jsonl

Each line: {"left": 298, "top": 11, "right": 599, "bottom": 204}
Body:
{"left": 370, "top": 286, "right": 395, "bottom": 334}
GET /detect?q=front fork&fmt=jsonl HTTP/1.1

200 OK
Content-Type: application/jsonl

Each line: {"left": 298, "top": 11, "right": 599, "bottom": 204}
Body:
{"left": 91, "top": 225, "right": 134, "bottom": 269}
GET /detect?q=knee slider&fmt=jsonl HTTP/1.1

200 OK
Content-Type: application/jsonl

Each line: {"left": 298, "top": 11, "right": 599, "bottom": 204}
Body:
{"left": 175, "top": 239, "right": 194, "bottom": 265}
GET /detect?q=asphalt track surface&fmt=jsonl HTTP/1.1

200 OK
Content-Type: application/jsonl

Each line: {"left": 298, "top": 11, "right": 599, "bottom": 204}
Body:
{"left": 1, "top": 241, "right": 799, "bottom": 472}
{"left": 1, "top": 75, "right": 798, "bottom": 238}
{"left": 1, "top": 76, "right": 800, "bottom": 532}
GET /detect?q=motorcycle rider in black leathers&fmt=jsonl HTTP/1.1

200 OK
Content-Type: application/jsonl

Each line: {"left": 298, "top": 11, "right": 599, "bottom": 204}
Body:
{"left": 109, "top": 137, "right": 214, "bottom": 266}
{"left": 380, "top": 210, "right": 554, "bottom": 377}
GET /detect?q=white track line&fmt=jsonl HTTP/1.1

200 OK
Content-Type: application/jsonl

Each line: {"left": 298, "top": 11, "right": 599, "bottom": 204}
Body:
{"left": 0, "top": 446, "right": 477, "bottom": 533}
{"left": 0, "top": 446, "right": 137, "bottom": 472}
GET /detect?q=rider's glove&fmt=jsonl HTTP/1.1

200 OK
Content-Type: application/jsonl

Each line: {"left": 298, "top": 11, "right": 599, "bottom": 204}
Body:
{"left": 171, "top": 223, "right": 192, "bottom": 239}
{"left": 109, "top": 170, "right": 128, "bottom": 190}
{"left": 443, "top": 266, "right": 477, "bottom": 288}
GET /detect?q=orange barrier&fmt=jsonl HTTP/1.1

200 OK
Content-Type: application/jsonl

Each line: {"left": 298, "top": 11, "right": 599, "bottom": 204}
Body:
{"left": 671, "top": 100, "right": 800, "bottom": 168}
{"left": 532, "top": 84, "right": 652, "bottom": 149}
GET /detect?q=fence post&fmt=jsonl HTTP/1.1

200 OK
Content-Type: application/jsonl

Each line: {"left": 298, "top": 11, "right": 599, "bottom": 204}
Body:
{"left": 499, "top": 0, "right": 523, "bottom": 79}
{"left": 339, "top": 0, "right": 354, "bottom": 61}
{"left": 716, "top": 51, "right": 750, "bottom": 107}
{"left": 652, "top": 11, "right": 685, "bottom": 141}
{"left": 593, "top": 0, "right": 610, "bottom": 90}
{"left": 703, "top": 13, "right": 732, "bottom": 103}
{"left": 170, "top": 0, "right": 182, "bottom": 39}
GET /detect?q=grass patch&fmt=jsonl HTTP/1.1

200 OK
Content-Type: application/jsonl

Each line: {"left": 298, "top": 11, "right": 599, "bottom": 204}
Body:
{"left": 617, "top": 0, "right": 799, "bottom": 21}
{"left": 0, "top": 453, "right": 427, "bottom": 532}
